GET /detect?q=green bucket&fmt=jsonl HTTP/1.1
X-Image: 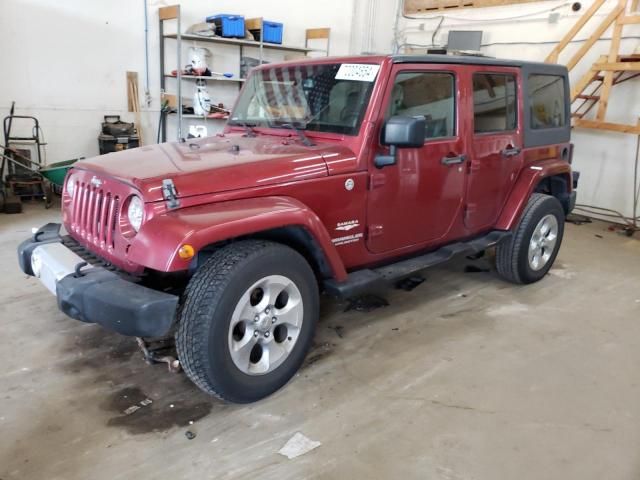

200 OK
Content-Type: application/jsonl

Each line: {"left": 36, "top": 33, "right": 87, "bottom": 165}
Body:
{"left": 39, "top": 158, "right": 82, "bottom": 187}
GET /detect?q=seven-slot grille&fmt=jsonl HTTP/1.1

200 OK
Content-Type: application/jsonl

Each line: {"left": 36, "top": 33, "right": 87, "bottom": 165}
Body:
{"left": 70, "top": 180, "right": 120, "bottom": 249}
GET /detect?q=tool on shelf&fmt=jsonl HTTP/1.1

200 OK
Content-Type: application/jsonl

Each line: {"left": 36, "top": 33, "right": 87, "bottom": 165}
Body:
{"left": 212, "top": 71, "right": 234, "bottom": 78}
{"left": 171, "top": 67, "right": 234, "bottom": 79}
{"left": 193, "top": 80, "right": 212, "bottom": 116}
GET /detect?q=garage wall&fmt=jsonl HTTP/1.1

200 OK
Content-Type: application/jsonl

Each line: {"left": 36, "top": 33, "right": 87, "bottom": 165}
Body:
{"left": 0, "top": 0, "right": 355, "bottom": 161}
{"left": 357, "top": 0, "right": 640, "bottom": 219}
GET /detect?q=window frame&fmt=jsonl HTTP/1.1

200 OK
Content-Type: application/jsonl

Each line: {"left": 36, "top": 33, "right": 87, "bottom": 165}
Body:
{"left": 384, "top": 69, "right": 458, "bottom": 142}
{"left": 229, "top": 63, "right": 378, "bottom": 136}
{"left": 472, "top": 71, "right": 518, "bottom": 135}
{"left": 527, "top": 73, "right": 567, "bottom": 130}
{"left": 521, "top": 63, "right": 571, "bottom": 148}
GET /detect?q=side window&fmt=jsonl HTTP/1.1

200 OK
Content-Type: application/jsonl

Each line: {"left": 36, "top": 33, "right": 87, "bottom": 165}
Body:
{"left": 386, "top": 72, "right": 455, "bottom": 139}
{"left": 473, "top": 73, "right": 517, "bottom": 133}
{"left": 528, "top": 74, "right": 566, "bottom": 129}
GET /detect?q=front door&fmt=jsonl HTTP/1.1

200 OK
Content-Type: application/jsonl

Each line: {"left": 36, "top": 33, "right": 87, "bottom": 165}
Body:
{"left": 366, "top": 64, "right": 467, "bottom": 254}
{"left": 464, "top": 67, "right": 524, "bottom": 232}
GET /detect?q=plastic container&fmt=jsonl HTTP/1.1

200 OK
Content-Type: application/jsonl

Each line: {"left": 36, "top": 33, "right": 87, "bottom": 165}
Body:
{"left": 262, "top": 21, "right": 283, "bottom": 44}
{"left": 249, "top": 21, "right": 283, "bottom": 44}
{"left": 205, "top": 14, "right": 245, "bottom": 38}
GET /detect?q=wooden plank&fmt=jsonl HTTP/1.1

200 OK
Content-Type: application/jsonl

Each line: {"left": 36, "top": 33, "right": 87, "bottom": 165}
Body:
{"left": 574, "top": 118, "right": 640, "bottom": 134}
{"left": 596, "top": 2, "right": 625, "bottom": 121}
{"left": 618, "top": 15, "right": 640, "bottom": 24}
{"left": 245, "top": 17, "right": 263, "bottom": 31}
{"left": 565, "top": 2, "right": 625, "bottom": 71}
{"left": 570, "top": 55, "right": 606, "bottom": 101}
{"left": 126, "top": 71, "right": 138, "bottom": 113}
{"left": 545, "top": 0, "right": 606, "bottom": 64}
{"left": 306, "top": 28, "right": 331, "bottom": 40}
{"left": 593, "top": 62, "right": 640, "bottom": 71}
{"left": 404, "top": 0, "right": 539, "bottom": 14}
{"left": 126, "top": 72, "right": 144, "bottom": 145}
{"left": 159, "top": 5, "right": 179, "bottom": 21}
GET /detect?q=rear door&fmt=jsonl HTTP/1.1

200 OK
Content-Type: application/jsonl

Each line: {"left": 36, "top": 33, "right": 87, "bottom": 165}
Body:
{"left": 366, "top": 64, "right": 467, "bottom": 254}
{"left": 464, "top": 67, "right": 523, "bottom": 232}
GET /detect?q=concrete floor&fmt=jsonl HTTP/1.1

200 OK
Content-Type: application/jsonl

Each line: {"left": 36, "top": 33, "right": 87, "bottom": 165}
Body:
{"left": 1, "top": 203, "right": 639, "bottom": 480}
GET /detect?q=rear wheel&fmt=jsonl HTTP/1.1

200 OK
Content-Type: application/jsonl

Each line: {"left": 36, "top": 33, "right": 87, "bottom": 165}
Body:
{"left": 176, "top": 240, "right": 319, "bottom": 403}
{"left": 496, "top": 193, "right": 565, "bottom": 284}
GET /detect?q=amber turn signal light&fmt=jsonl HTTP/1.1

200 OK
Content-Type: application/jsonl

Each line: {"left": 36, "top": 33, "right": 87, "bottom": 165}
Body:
{"left": 178, "top": 244, "right": 195, "bottom": 260}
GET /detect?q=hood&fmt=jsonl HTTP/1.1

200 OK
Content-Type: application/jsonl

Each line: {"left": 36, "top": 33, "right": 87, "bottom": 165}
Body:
{"left": 75, "top": 134, "right": 355, "bottom": 202}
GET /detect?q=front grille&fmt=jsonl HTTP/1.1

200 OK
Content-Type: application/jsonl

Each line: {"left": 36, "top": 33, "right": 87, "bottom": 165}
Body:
{"left": 70, "top": 181, "right": 120, "bottom": 249}
{"left": 62, "top": 235, "right": 141, "bottom": 283}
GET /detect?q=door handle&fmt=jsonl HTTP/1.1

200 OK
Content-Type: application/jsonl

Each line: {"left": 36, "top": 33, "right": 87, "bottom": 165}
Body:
{"left": 441, "top": 154, "right": 466, "bottom": 166}
{"left": 501, "top": 146, "right": 521, "bottom": 157}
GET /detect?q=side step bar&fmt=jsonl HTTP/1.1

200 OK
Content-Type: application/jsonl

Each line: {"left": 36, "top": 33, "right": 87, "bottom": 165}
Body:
{"left": 323, "top": 230, "right": 511, "bottom": 298}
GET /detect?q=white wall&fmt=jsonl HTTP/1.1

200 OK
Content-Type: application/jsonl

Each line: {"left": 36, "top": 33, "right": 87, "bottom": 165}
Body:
{"left": 1, "top": 0, "right": 638, "bottom": 220}
{"left": 0, "top": 0, "right": 353, "bottom": 160}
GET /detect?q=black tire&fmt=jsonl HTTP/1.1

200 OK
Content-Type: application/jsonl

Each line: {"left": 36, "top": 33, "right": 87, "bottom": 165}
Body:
{"left": 496, "top": 193, "right": 565, "bottom": 284}
{"left": 176, "top": 240, "right": 319, "bottom": 403}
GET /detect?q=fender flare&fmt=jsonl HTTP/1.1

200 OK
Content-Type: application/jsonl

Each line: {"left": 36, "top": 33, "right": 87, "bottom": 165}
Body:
{"left": 127, "top": 196, "right": 348, "bottom": 280}
{"left": 495, "top": 160, "right": 572, "bottom": 231}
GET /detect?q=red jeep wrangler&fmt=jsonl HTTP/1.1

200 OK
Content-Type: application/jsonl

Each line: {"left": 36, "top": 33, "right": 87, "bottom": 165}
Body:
{"left": 18, "top": 55, "right": 577, "bottom": 403}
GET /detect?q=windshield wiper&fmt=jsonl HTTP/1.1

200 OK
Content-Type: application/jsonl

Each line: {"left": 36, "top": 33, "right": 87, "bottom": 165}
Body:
{"left": 229, "top": 120, "right": 257, "bottom": 137}
{"left": 278, "top": 122, "right": 315, "bottom": 147}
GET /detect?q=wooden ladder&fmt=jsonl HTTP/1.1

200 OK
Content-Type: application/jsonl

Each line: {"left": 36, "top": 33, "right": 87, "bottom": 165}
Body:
{"left": 546, "top": 0, "right": 640, "bottom": 134}
{"left": 571, "top": 67, "right": 628, "bottom": 120}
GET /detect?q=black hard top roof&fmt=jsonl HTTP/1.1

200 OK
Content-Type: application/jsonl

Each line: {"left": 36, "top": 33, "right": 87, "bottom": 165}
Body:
{"left": 391, "top": 54, "right": 567, "bottom": 73}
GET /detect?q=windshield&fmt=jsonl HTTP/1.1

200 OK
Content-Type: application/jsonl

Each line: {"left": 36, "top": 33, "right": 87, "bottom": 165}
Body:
{"left": 229, "top": 63, "right": 379, "bottom": 135}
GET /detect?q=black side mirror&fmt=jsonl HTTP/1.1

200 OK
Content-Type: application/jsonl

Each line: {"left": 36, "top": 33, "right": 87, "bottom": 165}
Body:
{"left": 375, "top": 116, "right": 426, "bottom": 168}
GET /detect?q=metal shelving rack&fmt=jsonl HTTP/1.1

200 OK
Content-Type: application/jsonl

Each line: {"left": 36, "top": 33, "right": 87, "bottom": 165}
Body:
{"left": 159, "top": 5, "right": 314, "bottom": 142}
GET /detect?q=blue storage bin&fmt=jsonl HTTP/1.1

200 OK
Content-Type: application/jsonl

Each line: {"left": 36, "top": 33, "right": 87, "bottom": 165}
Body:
{"left": 262, "top": 21, "right": 283, "bottom": 44}
{"left": 205, "top": 14, "right": 245, "bottom": 38}
{"left": 249, "top": 20, "right": 283, "bottom": 44}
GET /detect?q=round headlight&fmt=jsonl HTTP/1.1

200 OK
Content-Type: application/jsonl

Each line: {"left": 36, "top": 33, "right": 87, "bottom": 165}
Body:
{"left": 66, "top": 176, "right": 75, "bottom": 197}
{"left": 127, "top": 195, "right": 144, "bottom": 232}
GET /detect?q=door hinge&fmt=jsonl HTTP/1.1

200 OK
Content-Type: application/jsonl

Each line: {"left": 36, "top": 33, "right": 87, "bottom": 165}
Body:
{"left": 162, "top": 178, "right": 180, "bottom": 209}
{"left": 369, "top": 173, "right": 386, "bottom": 190}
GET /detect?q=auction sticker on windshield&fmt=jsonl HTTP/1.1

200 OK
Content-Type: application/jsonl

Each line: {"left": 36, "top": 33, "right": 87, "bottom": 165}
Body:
{"left": 335, "top": 64, "right": 381, "bottom": 82}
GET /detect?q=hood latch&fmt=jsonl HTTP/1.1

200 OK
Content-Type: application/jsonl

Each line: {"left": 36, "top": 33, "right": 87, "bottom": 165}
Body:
{"left": 162, "top": 179, "right": 180, "bottom": 210}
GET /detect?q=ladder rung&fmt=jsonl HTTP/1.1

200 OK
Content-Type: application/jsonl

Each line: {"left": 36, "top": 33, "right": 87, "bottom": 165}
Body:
{"left": 618, "top": 55, "right": 640, "bottom": 62}
{"left": 576, "top": 94, "right": 600, "bottom": 100}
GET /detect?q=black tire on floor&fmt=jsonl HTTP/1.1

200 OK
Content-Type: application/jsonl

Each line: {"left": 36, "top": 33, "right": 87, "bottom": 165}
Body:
{"left": 176, "top": 240, "right": 319, "bottom": 403}
{"left": 496, "top": 193, "right": 565, "bottom": 285}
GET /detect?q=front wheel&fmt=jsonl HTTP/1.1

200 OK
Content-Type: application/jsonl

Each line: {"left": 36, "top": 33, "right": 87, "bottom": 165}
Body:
{"left": 496, "top": 193, "right": 565, "bottom": 284}
{"left": 176, "top": 240, "right": 319, "bottom": 403}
